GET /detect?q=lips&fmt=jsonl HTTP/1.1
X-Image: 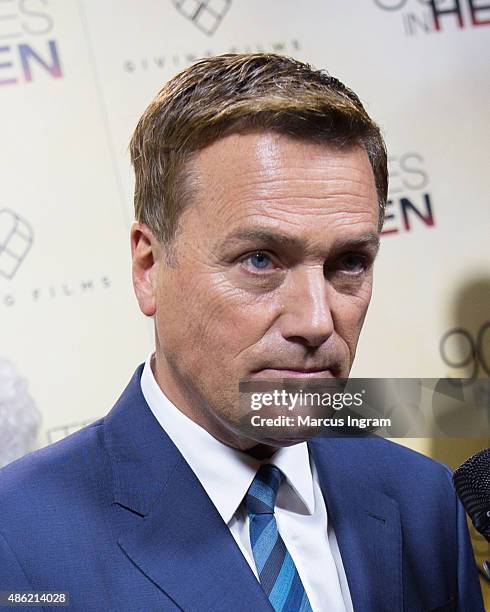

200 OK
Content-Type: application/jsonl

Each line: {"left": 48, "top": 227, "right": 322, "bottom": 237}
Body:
{"left": 249, "top": 367, "right": 335, "bottom": 380}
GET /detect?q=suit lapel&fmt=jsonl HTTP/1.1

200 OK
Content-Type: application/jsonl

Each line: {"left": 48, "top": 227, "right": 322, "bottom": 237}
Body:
{"left": 105, "top": 366, "right": 272, "bottom": 612}
{"left": 309, "top": 437, "right": 403, "bottom": 612}
{"left": 118, "top": 456, "right": 272, "bottom": 612}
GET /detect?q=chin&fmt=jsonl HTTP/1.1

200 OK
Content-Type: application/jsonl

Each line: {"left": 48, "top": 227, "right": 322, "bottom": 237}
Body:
{"left": 237, "top": 420, "right": 324, "bottom": 446}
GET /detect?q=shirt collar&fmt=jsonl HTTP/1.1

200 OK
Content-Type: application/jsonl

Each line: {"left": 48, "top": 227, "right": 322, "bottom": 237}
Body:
{"left": 140, "top": 353, "right": 315, "bottom": 523}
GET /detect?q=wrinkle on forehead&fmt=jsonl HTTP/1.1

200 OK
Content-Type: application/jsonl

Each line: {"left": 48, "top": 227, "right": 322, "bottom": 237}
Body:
{"left": 182, "top": 130, "right": 379, "bottom": 240}
{"left": 193, "top": 131, "right": 375, "bottom": 198}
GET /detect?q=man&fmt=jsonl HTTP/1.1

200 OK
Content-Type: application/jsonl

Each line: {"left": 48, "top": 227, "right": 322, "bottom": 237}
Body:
{"left": 0, "top": 54, "right": 483, "bottom": 611}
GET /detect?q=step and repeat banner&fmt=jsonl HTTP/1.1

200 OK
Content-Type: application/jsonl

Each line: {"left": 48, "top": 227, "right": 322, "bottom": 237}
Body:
{"left": 0, "top": 0, "right": 489, "bottom": 590}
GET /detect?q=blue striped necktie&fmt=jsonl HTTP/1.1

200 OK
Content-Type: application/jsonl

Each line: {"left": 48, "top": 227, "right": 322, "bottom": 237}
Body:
{"left": 245, "top": 464, "right": 313, "bottom": 612}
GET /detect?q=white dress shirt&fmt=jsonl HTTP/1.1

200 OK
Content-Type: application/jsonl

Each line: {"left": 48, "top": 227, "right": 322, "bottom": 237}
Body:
{"left": 141, "top": 353, "right": 353, "bottom": 612}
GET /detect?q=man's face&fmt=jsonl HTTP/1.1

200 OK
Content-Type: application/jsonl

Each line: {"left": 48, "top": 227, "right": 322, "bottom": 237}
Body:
{"left": 132, "top": 131, "right": 380, "bottom": 451}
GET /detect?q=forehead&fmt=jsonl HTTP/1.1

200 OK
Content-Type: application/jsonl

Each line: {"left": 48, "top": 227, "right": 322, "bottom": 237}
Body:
{"left": 186, "top": 131, "right": 379, "bottom": 243}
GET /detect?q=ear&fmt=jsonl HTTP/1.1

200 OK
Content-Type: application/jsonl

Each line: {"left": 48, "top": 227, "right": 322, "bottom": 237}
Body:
{"left": 130, "top": 222, "right": 163, "bottom": 317}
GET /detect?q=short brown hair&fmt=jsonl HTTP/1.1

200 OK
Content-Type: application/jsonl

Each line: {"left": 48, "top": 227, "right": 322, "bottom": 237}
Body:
{"left": 130, "top": 53, "right": 388, "bottom": 248}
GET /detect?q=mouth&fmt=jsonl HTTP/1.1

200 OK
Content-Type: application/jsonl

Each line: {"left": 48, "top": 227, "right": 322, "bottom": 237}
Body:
{"left": 248, "top": 367, "right": 335, "bottom": 380}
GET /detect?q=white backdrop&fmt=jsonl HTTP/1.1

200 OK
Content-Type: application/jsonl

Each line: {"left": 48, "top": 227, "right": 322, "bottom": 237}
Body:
{"left": 1, "top": 0, "right": 489, "bottom": 591}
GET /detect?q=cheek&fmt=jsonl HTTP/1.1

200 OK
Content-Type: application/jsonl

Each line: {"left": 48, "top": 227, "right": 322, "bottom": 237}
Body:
{"left": 331, "top": 283, "right": 373, "bottom": 345}
{"left": 162, "top": 268, "right": 274, "bottom": 356}
{"left": 203, "top": 285, "right": 277, "bottom": 353}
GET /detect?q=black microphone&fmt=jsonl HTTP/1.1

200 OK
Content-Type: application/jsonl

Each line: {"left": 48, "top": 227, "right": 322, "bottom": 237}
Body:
{"left": 453, "top": 448, "right": 490, "bottom": 542}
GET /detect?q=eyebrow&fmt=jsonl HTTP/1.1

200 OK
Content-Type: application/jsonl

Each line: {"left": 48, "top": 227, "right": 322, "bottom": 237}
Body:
{"left": 217, "top": 227, "right": 380, "bottom": 254}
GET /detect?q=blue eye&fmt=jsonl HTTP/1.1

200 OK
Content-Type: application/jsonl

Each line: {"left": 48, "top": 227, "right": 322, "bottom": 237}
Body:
{"left": 249, "top": 252, "right": 271, "bottom": 269}
{"left": 339, "top": 253, "right": 367, "bottom": 273}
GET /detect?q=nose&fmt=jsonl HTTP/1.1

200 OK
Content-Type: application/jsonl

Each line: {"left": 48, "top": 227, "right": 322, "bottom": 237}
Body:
{"left": 279, "top": 266, "right": 334, "bottom": 348}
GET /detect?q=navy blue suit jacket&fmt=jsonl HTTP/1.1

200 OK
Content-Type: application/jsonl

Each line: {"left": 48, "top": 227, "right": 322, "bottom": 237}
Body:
{"left": 0, "top": 365, "right": 484, "bottom": 611}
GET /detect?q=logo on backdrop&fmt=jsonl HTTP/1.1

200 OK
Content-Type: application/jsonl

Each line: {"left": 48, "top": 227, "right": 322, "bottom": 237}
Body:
{"left": 381, "top": 152, "right": 436, "bottom": 236}
{"left": 440, "top": 322, "right": 490, "bottom": 381}
{"left": 0, "top": 209, "right": 33, "bottom": 280}
{"left": 435, "top": 322, "right": 489, "bottom": 438}
{"left": 0, "top": 209, "right": 113, "bottom": 308}
{"left": 172, "top": 0, "right": 232, "bottom": 36}
{"left": 1, "top": 274, "right": 112, "bottom": 308}
{"left": 123, "top": 39, "right": 301, "bottom": 75}
{"left": 0, "top": 0, "right": 63, "bottom": 86}
{"left": 373, "top": 0, "right": 489, "bottom": 36}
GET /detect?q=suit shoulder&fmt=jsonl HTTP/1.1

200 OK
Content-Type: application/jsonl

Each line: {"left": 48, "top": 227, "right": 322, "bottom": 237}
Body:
{"left": 311, "top": 436, "right": 458, "bottom": 517}
{"left": 0, "top": 418, "right": 110, "bottom": 511}
{"left": 312, "top": 435, "right": 452, "bottom": 483}
{"left": 363, "top": 436, "right": 451, "bottom": 472}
